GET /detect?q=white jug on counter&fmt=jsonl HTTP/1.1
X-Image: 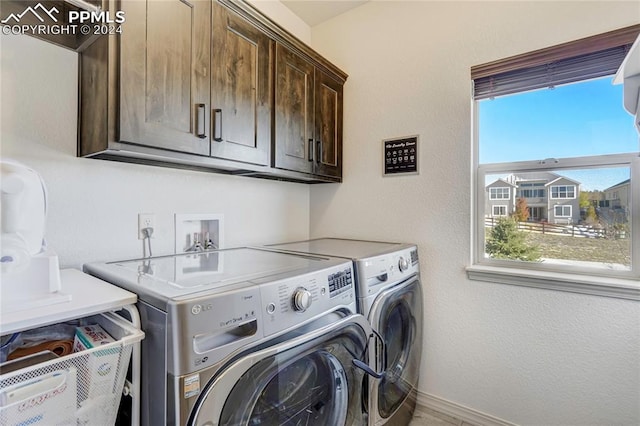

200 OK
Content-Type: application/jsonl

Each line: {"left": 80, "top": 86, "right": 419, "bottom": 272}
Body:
{"left": 1, "top": 159, "right": 66, "bottom": 312}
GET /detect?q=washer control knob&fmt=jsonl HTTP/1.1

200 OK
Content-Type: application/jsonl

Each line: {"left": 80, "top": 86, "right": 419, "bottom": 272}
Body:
{"left": 266, "top": 303, "right": 276, "bottom": 314}
{"left": 292, "top": 288, "right": 312, "bottom": 312}
{"left": 398, "top": 256, "right": 409, "bottom": 272}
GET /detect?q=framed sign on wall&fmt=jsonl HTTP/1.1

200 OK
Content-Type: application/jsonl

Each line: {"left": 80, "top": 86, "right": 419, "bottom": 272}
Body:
{"left": 382, "top": 135, "right": 419, "bottom": 176}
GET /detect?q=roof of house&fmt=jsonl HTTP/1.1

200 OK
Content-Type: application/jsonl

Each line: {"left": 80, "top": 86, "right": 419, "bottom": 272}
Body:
{"left": 604, "top": 178, "right": 631, "bottom": 191}
{"left": 506, "top": 171, "right": 561, "bottom": 183}
{"left": 545, "top": 175, "right": 581, "bottom": 186}
{"left": 507, "top": 172, "right": 559, "bottom": 182}
{"left": 487, "top": 172, "right": 582, "bottom": 188}
{"left": 486, "top": 178, "right": 516, "bottom": 189}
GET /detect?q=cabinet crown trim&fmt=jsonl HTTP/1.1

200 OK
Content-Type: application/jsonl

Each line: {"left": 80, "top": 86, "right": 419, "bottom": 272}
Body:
{"left": 218, "top": 0, "right": 348, "bottom": 82}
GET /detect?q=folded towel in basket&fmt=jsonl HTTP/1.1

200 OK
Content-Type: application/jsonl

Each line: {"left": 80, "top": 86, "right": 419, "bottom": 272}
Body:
{"left": 7, "top": 339, "right": 74, "bottom": 360}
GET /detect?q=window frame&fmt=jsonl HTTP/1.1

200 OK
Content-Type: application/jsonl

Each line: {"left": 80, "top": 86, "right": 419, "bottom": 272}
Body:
{"left": 489, "top": 187, "right": 510, "bottom": 200}
{"left": 554, "top": 205, "right": 572, "bottom": 217}
{"left": 468, "top": 26, "right": 640, "bottom": 301}
{"left": 550, "top": 185, "right": 576, "bottom": 199}
{"left": 472, "top": 155, "right": 640, "bottom": 299}
{"left": 519, "top": 188, "right": 545, "bottom": 198}
{"left": 492, "top": 205, "right": 508, "bottom": 217}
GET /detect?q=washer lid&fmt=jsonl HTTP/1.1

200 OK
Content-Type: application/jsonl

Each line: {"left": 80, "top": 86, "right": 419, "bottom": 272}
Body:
{"left": 84, "top": 247, "right": 335, "bottom": 302}
{"left": 267, "top": 238, "right": 411, "bottom": 260}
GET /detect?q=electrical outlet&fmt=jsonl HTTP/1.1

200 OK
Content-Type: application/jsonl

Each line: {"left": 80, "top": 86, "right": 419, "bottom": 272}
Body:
{"left": 138, "top": 213, "right": 156, "bottom": 240}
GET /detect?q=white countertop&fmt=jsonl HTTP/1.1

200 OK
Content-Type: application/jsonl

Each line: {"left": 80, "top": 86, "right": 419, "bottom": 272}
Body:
{"left": 1, "top": 268, "right": 137, "bottom": 335}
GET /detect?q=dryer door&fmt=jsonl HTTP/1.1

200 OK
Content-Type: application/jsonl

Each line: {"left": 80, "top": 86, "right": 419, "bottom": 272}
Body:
{"left": 189, "top": 314, "right": 371, "bottom": 426}
{"left": 369, "top": 276, "right": 423, "bottom": 421}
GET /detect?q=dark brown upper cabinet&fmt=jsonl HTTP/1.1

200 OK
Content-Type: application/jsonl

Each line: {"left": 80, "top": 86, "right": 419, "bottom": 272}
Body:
{"left": 79, "top": 0, "right": 347, "bottom": 183}
{"left": 274, "top": 44, "right": 315, "bottom": 175}
{"left": 274, "top": 44, "right": 343, "bottom": 179}
{"left": 119, "top": 0, "right": 211, "bottom": 156}
{"left": 210, "top": 2, "right": 272, "bottom": 166}
{"left": 313, "top": 68, "right": 343, "bottom": 179}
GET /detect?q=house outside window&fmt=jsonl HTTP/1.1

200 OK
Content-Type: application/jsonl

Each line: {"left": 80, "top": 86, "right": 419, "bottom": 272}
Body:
{"left": 603, "top": 179, "right": 631, "bottom": 223}
{"left": 486, "top": 172, "right": 581, "bottom": 224}
{"left": 486, "top": 180, "right": 516, "bottom": 218}
{"left": 469, "top": 25, "right": 640, "bottom": 299}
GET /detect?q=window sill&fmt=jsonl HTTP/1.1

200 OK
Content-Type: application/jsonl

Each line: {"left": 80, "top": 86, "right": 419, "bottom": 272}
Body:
{"left": 466, "top": 265, "right": 640, "bottom": 300}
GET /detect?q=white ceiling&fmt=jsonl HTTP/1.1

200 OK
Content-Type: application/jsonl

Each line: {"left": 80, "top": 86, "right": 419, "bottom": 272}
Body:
{"left": 280, "top": 0, "right": 368, "bottom": 26}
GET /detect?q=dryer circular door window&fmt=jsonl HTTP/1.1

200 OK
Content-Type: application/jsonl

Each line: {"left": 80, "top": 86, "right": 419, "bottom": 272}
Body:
{"left": 222, "top": 349, "right": 347, "bottom": 425}
{"left": 370, "top": 277, "right": 423, "bottom": 419}
{"left": 189, "top": 318, "right": 370, "bottom": 426}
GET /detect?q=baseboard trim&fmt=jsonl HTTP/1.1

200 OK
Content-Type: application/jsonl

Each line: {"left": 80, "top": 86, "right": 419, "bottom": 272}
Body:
{"left": 416, "top": 390, "right": 516, "bottom": 426}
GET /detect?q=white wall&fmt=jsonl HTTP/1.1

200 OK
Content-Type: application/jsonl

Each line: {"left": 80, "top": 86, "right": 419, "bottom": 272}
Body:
{"left": 2, "top": 2, "right": 639, "bottom": 424}
{"left": 248, "top": 0, "right": 311, "bottom": 43}
{"left": 310, "top": 2, "right": 640, "bottom": 425}
{"left": 0, "top": 30, "right": 310, "bottom": 268}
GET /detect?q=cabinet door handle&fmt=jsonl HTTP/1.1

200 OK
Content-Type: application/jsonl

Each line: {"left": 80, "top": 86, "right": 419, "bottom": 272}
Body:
{"left": 308, "top": 139, "right": 314, "bottom": 162}
{"left": 213, "top": 109, "right": 223, "bottom": 142}
{"left": 316, "top": 140, "right": 322, "bottom": 164}
{"left": 196, "top": 103, "right": 206, "bottom": 139}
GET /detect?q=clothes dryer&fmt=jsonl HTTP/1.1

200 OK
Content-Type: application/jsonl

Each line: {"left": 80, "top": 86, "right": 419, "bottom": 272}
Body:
{"left": 265, "top": 238, "right": 423, "bottom": 426}
{"left": 84, "top": 247, "right": 374, "bottom": 426}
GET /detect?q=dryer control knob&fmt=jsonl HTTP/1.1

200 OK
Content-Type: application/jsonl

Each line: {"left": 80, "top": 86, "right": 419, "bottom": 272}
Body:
{"left": 398, "top": 256, "right": 409, "bottom": 272}
{"left": 292, "top": 288, "right": 312, "bottom": 312}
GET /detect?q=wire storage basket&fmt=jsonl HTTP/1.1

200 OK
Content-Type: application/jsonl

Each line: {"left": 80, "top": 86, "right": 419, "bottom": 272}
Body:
{"left": 0, "top": 311, "right": 144, "bottom": 425}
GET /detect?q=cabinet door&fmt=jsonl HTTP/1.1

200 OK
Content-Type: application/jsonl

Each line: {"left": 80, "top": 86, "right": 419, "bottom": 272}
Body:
{"left": 119, "top": 0, "right": 210, "bottom": 155}
{"left": 314, "top": 70, "right": 343, "bottom": 179}
{"left": 274, "top": 44, "right": 315, "bottom": 174}
{"left": 211, "top": 3, "right": 272, "bottom": 166}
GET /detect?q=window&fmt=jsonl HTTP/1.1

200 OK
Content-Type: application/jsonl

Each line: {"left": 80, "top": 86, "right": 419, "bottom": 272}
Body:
{"left": 469, "top": 25, "right": 640, "bottom": 299}
{"left": 528, "top": 207, "right": 544, "bottom": 221}
{"left": 518, "top": 182, "right": 545, "bottom": 198}
{"left": 550, "top": 185, "right": 575, "bottom": 199}
{"left": 519, "top": 188, "right": 545, "bottom": 198}
{"left": 554, "top": 205, "right": 572, "bottom": 217}
{"left": 493, "top": 205, "right": 507, "bottom": 216}
{"left": 489, "top": 187, "right": 510, "bottom": 200}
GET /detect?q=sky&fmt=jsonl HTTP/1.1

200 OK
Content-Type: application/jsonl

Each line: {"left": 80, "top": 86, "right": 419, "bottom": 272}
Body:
{"left": 479, "top": 76, "right": 638, "bottom": 191}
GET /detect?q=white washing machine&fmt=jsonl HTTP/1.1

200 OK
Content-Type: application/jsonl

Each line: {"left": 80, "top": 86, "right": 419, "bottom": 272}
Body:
{"left": 265, "top": 238, "right": 423, "bottom": 426}
{"left": 84, "top": 247, "right": 377, "bottom": 426}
